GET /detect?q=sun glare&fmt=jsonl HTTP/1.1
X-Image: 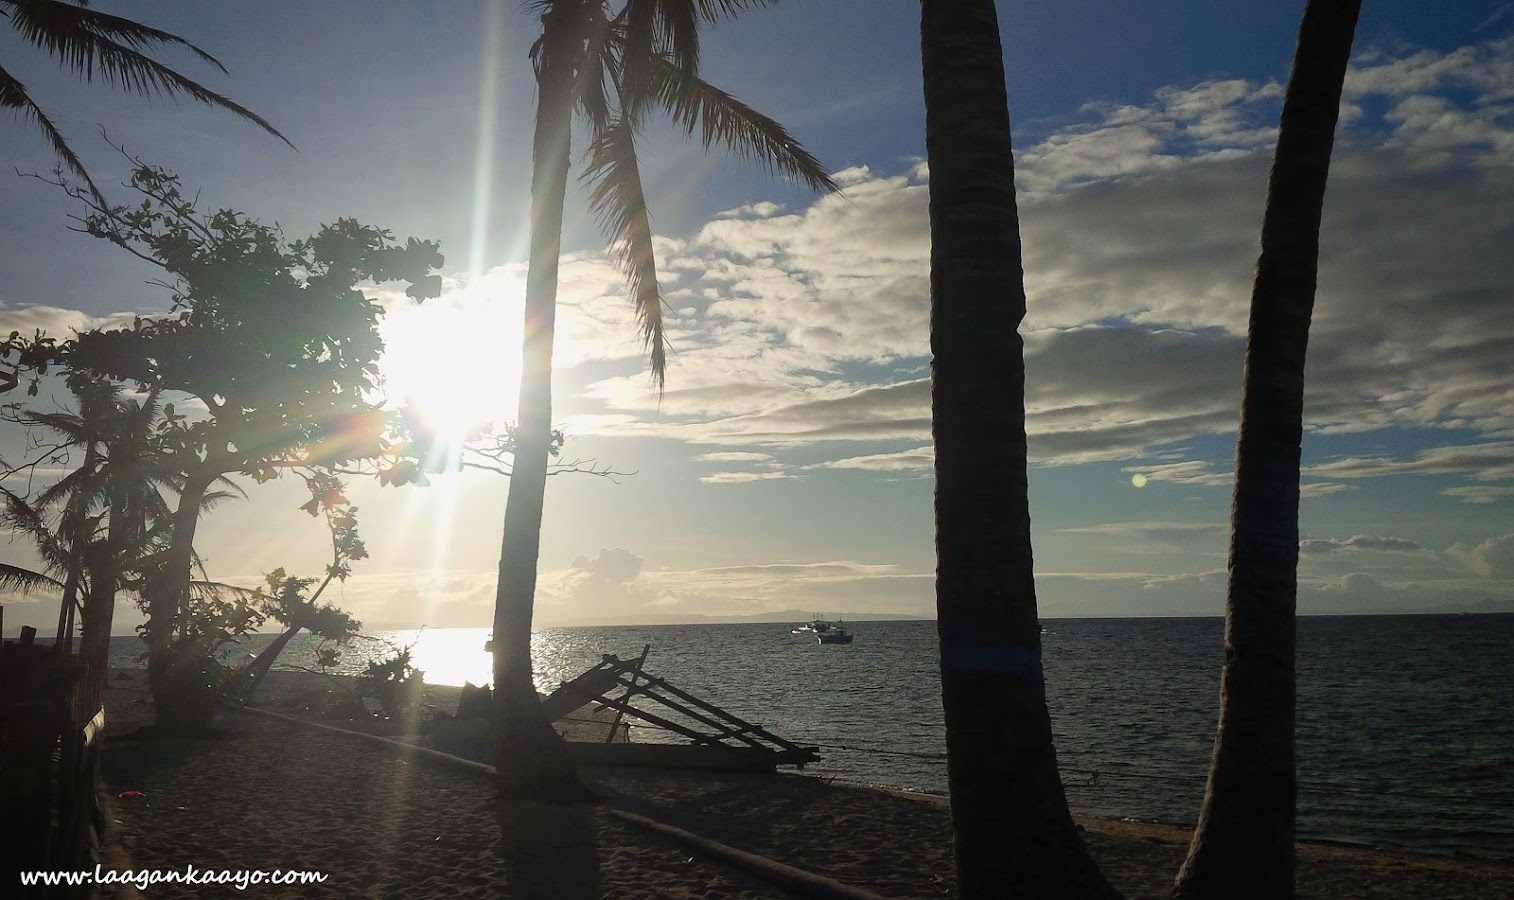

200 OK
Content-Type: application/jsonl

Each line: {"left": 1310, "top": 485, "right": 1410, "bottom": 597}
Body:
{"left": 377, "top": 273, "right": 526, "bottom": 449}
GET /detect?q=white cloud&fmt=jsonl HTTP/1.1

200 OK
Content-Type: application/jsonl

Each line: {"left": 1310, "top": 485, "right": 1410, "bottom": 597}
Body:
{"left": 545, "top": 34, "right": 1514, "bottom": 478}
{"left": 1442, "top": 485, "right": 1514, "bottom": 504}
{"left": 697, "top": 471, "right": 796, "bottom": 484}
{"left": 805, "top": 446, "right": 933, "bottom": 473}
{"left": 1122, "top": 460, "right": 1232, "bottom": 487}
{"left": 0, "top": 303, "right": 155, "bottom": 341}
{"left": 1300, "top": 483, "right": 1355, "bottom": 498}
{"left": 7, "top": 35, "right": 1513, "bottom": 503}
{"left": 532, "top": 554, "right": 931, "bottom": 622}
{"left": 1299, "top": 534, "right": 1425, "bottom": 555}
{"left": 692, "top": 451, "right": 776, "bottom": 464}
{"left": 1304, "top": 443, "right": 1514, "bottom": 483}
{"left": 1446, "top": 534, "right": 1514, "bottom": 578}
{"left": 1058, "top": 521, "right": 1224, "bottom": 536}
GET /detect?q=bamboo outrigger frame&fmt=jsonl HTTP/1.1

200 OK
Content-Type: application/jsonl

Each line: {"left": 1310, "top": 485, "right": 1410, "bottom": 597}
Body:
{"left": 543, "top": 647, "right": 820, "bottom": 773}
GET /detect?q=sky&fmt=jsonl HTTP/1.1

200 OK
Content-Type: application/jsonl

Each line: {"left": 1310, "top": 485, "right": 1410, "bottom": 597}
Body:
{"left": 1, "top": 0, "right": 1512, "bottom": 634}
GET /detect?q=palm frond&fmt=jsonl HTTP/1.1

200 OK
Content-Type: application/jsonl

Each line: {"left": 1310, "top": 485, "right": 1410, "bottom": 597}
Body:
{"left": 0, "top": 563, "right": 65, "bottom": 594}
{"left": 691, "top": 0, "right": 781, "bottom": 21}
{"left": 195, "top": 490, "right": 242, "bottom": 512}
{"left": 18, "top": 409, "right": 90, "bottom": 441}
{"left": 5, "top": 0, "right": 226, "bottom": 71}
{"left": 575, "top": 12, "right": 616, "bottom": 131}
{"left": 0, "top": 62, "right": 107, "bottom": 203}
{"left": 4, "top": 1, "right": 293, "bottom": 147}
{"left": 189, "top": 580, "right": 264, "bottom": 604}
{"left": 0, "top": 489, "right": 75, "bottom": 575}
{"left": 617, "top": 0, "right": 699, "bottom": 115}
{"left": 582, "top": 116, "right": 667, "bottom": 387}
{"left": 34, "top": 464, "right": 105, "bottom": 512}
{"left": 647, "top": 54, "right": 837, "bottom": 194}
{"left": 211, "top": 474, "right": 248, "bottom": 501}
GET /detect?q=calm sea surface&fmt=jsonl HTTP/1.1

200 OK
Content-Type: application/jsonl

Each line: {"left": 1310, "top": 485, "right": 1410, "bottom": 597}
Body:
{"left": 109, "top": 615, "right": 1514, "bottom": 861}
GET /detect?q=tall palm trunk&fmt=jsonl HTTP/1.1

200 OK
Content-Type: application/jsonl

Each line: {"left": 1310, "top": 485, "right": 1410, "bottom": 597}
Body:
{"left": 54, "top": 579, "right": 80, "bottom": 652}
{"left": 1174, "top": 3, "right": 1361, "bottom": 898}
{"left": 242, "top": 567, "right": 337, "bottom": 696}
{"left": 922, "top": 3, "right": 1117, "bottom": 897}
{"left": 492, "top": 3, "right": 591, "bottom": 802}
{"left": 144, "top": 467, "right": 218, "bottom": 730}
{"left": 242, "top": 623, "right": 303, "bottom": 695}
{"left": 78, "top": 503, "right": 126, "bottom": 717}
{"left": 53, "top": 442, "right": 98, "bottom": 654}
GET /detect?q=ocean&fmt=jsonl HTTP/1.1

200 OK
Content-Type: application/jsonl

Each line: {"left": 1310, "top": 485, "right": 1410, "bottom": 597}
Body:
{"left": 109, "top": 614, "right": 1514, "bottom": 861}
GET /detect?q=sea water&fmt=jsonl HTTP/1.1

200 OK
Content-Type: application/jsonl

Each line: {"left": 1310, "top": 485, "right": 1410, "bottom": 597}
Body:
{"left": 108, "top": 614, "right": 1514, "bottom": 861}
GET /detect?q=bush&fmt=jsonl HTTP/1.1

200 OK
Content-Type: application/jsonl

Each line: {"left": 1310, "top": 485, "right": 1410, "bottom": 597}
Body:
{"left": 361, "top": 646, "right": 425, "bottom": 719}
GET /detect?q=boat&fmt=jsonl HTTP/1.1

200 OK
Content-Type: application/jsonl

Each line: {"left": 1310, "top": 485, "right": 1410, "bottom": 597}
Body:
{"left": 792, "top": 614, "right": 839, "bottom": 635}
{"left": 817, "top": 623, "right": 853, "bottom": 645}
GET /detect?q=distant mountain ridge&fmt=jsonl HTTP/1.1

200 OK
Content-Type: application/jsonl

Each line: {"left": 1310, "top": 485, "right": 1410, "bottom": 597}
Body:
{"left": 546, "top": 609, "right": 930, "bottom": 627}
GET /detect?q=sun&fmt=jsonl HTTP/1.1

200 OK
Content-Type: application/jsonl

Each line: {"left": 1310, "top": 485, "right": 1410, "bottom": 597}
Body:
{"left": 376, "top": 273, "right": 526, "bottom": 448}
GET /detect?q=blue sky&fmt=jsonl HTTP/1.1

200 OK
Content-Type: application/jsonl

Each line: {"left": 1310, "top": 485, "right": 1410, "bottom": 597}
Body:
{"left": 2, "top": 0, "right": 1512, "bottom": 632}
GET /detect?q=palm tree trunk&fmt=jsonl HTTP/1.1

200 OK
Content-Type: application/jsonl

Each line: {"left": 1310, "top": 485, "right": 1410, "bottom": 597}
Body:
{"left": 144, "top": 467, "right": 218, "bottom": 730}
{"left": 492, "top": 3, "right": 590, "bottom": 803}
{"left": 922, "top": 3, "right": 1117, "bottom": 897}
{"left": 77, "top": 511, "right": 125, "bottom": 719}
{"left": 241, "top": 623, "right": 303, "bottom": 697}
{"left": 55, "top": 443, "right": 98, "bottom": 654}
{"left": 54, "top": 579, "right": 79, "bottom": 653}
{"left": 1174, "top": 3, "right": 1360, "bottom": 898}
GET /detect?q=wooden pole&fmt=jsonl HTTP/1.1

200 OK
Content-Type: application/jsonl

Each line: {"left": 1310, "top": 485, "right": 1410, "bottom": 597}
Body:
{"left": 605, "top": 643, "right": 650, "bottom": 743}
{"left": 602, "top": 655, "right": 815, "bottom": 757}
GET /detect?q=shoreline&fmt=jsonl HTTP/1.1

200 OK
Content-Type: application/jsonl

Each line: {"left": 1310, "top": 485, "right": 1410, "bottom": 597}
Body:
{"left": 204, "top": 667, "right": 1514, "bottom": 868}
{"left": 98, "top": 668, "right": 1514, "bottom": 898}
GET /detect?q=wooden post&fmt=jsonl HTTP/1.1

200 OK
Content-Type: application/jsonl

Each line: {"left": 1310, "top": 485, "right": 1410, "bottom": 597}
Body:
{"left": 605, "top": 643, "right": 650, "bottom": 743}
{"left": 602, "top": 655, "right": 816, "bottom": 757}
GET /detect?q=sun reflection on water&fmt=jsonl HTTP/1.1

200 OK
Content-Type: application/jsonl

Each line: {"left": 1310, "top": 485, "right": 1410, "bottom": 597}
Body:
{"left": 367, "top": 627, "right": 609, "bottom": 693}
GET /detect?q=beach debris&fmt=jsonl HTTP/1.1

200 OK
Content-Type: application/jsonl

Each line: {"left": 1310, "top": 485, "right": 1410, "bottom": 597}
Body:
{"left": 117, "top": 790, "right": 146, "bottom": 800}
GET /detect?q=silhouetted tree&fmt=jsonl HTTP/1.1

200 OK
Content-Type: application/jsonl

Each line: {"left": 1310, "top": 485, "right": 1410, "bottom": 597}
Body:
{"left": 239, "top": 474, "right": 364, "bottom": 697}
{"left": 9, "top": 162, "right": 443, "bottom": 731}
{"left": 1174, "top": 3, "right": 1362, "bottom": 899}
{"left": 0, "top": 0, "right": 290, "bottom": 201}
{"left": 0, "top": 374, "right": 174, "bottom": 710}
{"left": 494, "top": 0, "right": 835, "bottom": 801}
{"left": 921, "top": 2, "right": 1119, "bottom": 897}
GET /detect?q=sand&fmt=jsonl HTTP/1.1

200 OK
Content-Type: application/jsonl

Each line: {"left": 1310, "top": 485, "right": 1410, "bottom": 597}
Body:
{"left": 94, "top": 669, "right": 1514, "bottom": 899}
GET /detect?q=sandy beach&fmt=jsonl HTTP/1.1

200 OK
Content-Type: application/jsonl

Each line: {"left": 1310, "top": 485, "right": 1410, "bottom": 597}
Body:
{"left": 95, "top": 669, "right": 1514, "bottom": 899}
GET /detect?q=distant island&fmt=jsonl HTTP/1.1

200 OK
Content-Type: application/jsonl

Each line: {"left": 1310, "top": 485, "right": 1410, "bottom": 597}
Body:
{"left": 544, "top": 609, "right": 931, "bottom": 627}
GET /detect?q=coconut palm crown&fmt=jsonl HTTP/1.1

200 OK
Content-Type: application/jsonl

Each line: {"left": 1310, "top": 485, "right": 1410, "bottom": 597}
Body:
{"left": 533, "top": 0, "right": 838, "bottom": 386}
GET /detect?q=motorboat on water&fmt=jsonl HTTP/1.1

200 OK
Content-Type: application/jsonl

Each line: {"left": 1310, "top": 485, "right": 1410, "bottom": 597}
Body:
{"left": 792, "top": 615, "right": 839, "bottom": 635}
{"left": 792, "top": 614, "right": 853, "bottom": 643}
{"left": 817, "top": 625, "right": 853, "bottom": 645}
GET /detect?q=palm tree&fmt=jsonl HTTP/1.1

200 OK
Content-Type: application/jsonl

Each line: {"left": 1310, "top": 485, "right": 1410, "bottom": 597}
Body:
{"left": 920, "top": 2, "right": 1118, "bottom": 896}
{"left": 493, "top": 0, "right": 835, "bottom": 800}
{"left": 1174, "top": 3, "right": 1361, "bottom": 898}
{"left": 0, "top": 0, "right": 290, "bottom": 200}
{"left": 0, "top": 375, "right": 174, "bottom": 711}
